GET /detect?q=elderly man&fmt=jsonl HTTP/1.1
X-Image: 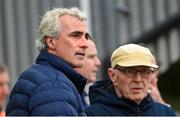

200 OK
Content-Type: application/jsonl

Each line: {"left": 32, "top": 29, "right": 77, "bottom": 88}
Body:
{"left": 6, "top": 7, "right": 90, "bottom": 116}
{"left": 86, "top": 44, "right": 176, "bottom": 116}
{"left": 75, "top": 40, "right": 101, "bottom": 106}
{"left": 0, "top": 64, "right": 10, "bottom": 116}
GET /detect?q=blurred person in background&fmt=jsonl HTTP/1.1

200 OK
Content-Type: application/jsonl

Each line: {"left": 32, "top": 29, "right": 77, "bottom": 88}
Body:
{"left": 75, "top": 39, "right": 101, "bottom": 107}
{"left": 6, "top": 7, "right": 90, "bottom": 116}
{"left": 85, "top": 44, "right": 176, "bottom": 116}
{"left": 149, "top": 56, "right": 180, "bottom": 114}
{"left": 149, "top": 56, "right": 170, "bottom": 106}
{"left": 0, "top": 64, "right": 10, "bottom": 116}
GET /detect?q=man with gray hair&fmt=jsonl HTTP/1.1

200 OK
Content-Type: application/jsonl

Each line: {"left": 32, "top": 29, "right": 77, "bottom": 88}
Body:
{"left": 6, "top": 7, "right": 90, "bottom": 116}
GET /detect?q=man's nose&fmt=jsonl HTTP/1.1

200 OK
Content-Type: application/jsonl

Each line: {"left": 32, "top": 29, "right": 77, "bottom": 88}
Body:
{"left": 133, "top": 72, "right": 142, "bottom": 82}
{"left": 95, "top": 57, "right": 101, "bottom": 67}
{"left": 79, "top": 36, "right": 89, "bottom": 49}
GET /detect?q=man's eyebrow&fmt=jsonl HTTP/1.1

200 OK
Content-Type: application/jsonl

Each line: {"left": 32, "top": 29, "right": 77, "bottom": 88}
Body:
{"left": 70, "top": 31, "right": 84, "bottom": 35}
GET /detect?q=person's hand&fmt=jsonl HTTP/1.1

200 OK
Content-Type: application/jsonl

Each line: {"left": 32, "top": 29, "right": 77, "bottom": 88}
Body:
{"left": 149, "top": 83, "right": 166, "bottom": 104}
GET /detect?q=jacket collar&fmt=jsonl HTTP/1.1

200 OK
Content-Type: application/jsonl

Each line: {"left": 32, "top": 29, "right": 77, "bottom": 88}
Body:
{"left": 36, "top": 50, "right": 86, "bottom": 95}
{"left": 121, "top": 93, "right": 152, "bottom": 107}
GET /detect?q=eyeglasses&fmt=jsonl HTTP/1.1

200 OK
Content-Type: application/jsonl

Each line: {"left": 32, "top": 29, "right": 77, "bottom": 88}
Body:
{"left": 114, "top": 66, "right": 154, "bottom": 78}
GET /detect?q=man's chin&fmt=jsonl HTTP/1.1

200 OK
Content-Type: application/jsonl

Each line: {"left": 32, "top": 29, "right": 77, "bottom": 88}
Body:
{"left": 88, "top": 77, "right": 96, "bottom": 83}
{"left": 128, "top": 94, "right": 146, "bottom": 103}
{"left": 72, "top": 62, "right": 84, "bottom": 68}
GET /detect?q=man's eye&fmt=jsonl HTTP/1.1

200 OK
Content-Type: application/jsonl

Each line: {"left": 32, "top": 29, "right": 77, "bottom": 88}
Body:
{"left": 126, "top": 69, "right": 135, "bottom": 74}
{"left": 144, "top": 70, "right": 152, "bottom": 74}
{"left": 85, "top": 33, "right": 91, "bottom": 40}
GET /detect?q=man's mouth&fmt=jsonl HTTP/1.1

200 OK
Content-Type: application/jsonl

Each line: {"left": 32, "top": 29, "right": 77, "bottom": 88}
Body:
{"left": 130, "top": 87, "right": 143, "bottom": 93}
{"left": 92, "top": 71, "right": 97, "bottom": 74}
{"left": 75, "top": 52, "right": 85, "bottom": 57}
{"left": 75, "top": 52, "right": 85, "bottom": 59}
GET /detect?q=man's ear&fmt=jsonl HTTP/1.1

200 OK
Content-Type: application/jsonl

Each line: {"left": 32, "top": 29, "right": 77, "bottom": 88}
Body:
{"left": 45, "top": 37, "right": 56, "bottom": 50}
{"left": 108, "top": 68, "right": 117, "bottom": 86}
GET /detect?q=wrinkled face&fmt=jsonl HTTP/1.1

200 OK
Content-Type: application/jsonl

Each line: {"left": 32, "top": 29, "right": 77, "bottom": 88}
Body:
{"left": 108, "top": 66, "right": 153, "bottom": 104}
{"left": 0, "top": 71, "right": 10, "bottom": 106}
{"left": 47, "top": 15, "right": 90, "bottom": 68}
{"left": 75, "top": 40, "right": 101, "bottom": 83}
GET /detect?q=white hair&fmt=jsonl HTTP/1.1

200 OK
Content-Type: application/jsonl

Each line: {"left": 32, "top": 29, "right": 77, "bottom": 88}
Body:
{"left": 36, "top": 7, "right": 87, "bottom": 51}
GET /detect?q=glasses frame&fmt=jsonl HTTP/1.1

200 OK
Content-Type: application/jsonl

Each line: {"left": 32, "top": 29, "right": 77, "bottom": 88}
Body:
{"left": 114, "top": 66, "right": 154, "bottom": 78}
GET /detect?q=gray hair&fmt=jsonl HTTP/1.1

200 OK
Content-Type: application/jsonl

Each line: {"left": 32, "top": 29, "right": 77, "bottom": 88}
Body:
{"left": 36, "top": 7, "right": 87, "bottom": 51}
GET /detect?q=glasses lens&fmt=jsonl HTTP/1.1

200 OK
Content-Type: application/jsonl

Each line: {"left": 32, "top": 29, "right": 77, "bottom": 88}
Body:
{"left": 115, "top": 66, "right": 153, "bottom": 78}
{"left": 141, "top": 69, "right": 153, "bottom": 77}
{"left": 124, "top": 69, "right": 136, "bottom": 77}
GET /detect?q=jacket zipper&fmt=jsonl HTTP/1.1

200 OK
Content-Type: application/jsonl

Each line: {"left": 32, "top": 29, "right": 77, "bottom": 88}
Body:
{"left": 136, "top": 106, "right": 141, "bottom": 116}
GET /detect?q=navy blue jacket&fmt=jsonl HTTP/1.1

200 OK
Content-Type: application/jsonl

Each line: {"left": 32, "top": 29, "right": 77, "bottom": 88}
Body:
{"left": 86, "top": 80, "right": 176, "bottom": 116}
{"left": 6, "top": 51, "right": 87, "bottom": 116}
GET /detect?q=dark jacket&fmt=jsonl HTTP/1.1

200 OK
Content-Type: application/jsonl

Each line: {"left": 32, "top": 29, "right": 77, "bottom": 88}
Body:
{"left": 6, "top": 51, "right": 87, "bottom": 116}
{"left": 85, "top": 80, "right": 176, "bottom": 116}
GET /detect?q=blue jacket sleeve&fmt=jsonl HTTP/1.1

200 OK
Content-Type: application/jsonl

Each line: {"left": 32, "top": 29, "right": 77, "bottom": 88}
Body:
{"left": 6, "top": 69, "right": 81, "bottom": 116}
